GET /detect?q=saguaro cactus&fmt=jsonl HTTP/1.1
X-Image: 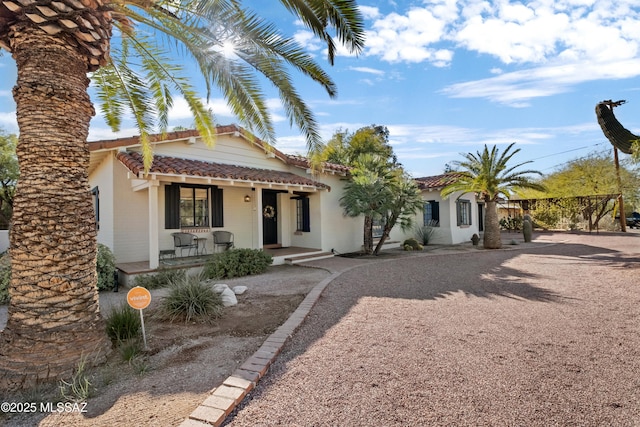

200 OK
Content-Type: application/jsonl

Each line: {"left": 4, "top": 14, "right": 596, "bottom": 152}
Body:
{"left": 523, "top": 214, "right": 533, "bottom": 243}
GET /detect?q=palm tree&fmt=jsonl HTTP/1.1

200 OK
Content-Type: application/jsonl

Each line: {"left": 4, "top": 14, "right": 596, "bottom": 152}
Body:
{"left": 441, "top": 143, "right": 544, "bottom": 249}
{"left": 0, "top": 0, "right": 364, "bottom": 390}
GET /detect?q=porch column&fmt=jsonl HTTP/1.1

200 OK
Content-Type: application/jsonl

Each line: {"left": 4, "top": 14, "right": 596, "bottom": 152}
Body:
{"left": 256, "top": 188, "right": 263, "bottom": 249}
{"left": 278, "top": 192, "right": 291, "bottom": 247}
{"left": 148, "top": 181, "right": 160, "bottom": 269}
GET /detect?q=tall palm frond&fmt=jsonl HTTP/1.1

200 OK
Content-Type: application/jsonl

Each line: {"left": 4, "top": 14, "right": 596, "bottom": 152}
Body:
{"left": 442, "top": 143, "right": 545, "bottom": 201}
{"left": 277, "top": 0, "right": 365, "bottom": 64}
{"left": 95, "top": 0, "right": 364, "bottom": 168}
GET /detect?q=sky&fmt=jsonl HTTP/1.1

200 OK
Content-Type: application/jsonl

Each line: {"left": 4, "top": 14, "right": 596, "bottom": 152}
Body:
{"left": 1, "top": 0, "right": 640, "bottom": 178}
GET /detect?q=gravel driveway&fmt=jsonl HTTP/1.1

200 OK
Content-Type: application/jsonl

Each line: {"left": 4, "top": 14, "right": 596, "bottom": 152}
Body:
{"left": 225, "top": 232, "right": 640, "bottom": 426}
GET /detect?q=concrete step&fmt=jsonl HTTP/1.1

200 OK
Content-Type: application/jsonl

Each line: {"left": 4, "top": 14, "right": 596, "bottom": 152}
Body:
{"left": 284, "top": 252, "right": 334, "bottom": 264}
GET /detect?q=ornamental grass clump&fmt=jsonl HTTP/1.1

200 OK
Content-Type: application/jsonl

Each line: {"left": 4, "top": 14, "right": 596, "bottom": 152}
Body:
{"left": 415, "top": 220, "right": 438, "bottom": 246}
{"left": 158, "top": 274, "right": 224, "bottom": 323}
{"left": 105, "top": 303, "right": 141, "bottom": 343}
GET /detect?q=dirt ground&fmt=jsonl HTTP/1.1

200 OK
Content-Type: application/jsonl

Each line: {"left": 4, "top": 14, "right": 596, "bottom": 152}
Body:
{"left": 0, "top": 264, "right": 330, "bottom": 427}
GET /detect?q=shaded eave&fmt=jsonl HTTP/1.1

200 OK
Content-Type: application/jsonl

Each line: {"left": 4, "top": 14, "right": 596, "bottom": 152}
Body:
{"left": 595, "top": 102, "right": 637, "bottom": 154}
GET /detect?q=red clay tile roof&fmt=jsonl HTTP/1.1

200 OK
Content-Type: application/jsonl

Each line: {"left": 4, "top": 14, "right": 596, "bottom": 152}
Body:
{"left": 89, "top": 124, "right": 349, "bottom": 175}
{"left": 414, "top": 172, "right": 465, "bottom": 190}
{"left": 117, "top": 152, "right": 330, "bottom": 190}
{"left": 285, "top": 154, "right": 351, "bottom": 174}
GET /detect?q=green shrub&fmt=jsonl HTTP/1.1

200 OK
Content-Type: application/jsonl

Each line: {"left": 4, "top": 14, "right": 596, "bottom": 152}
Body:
{"left": 402, "top": 238, "right": 423, "bottom": 251}
{"left": 96, "top": 244, "right": 116, "bottom": 291}
{"left": 0, "top": 252, "right": 10, "bottom": 304}
{"left": 105, "top": 303, "right": 142, "bottom": 343}
{"left": 134, "top": 268, "right": 186, "bottom": 290}
{"left": 158, "top": 274, "right": 224, "bottom": 323}
{"left": 203, "top": 248, "right": 272, "bottom": 279}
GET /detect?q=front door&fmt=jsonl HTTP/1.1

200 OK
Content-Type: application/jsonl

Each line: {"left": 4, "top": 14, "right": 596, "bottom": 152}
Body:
{"left": 262, "top": 190, "right": 278, "bottom": 245}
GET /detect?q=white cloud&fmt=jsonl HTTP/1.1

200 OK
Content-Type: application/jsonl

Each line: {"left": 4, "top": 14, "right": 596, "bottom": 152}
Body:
{"left": 169, "top": 97, "right": 234, "bottom": 121}
{"left": 442, "top": 58, "right": 640, "bottom": 105}
{"left": 359, "top": 5, "right": 381, "bottom": 19}
{"left": 356, "top": 0, "right": 640, "bottom": 102}
{"left": 0, "top": 111, "right": 17, "bottom": 132}
{"left": 365, "top": 7, "right": 456, "bottom": 64}
{"left": 293, "top": 30, "right": 324, "bottom": 53}
{"left": 88, "top": 126, "right": 139, "bottom": 142}
{"left": 349, "top": 66, "right": 385, "bottom": 76}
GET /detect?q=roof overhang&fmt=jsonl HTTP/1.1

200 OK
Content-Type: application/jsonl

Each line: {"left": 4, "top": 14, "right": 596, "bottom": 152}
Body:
{"left": 117, "top": 151, "right": 330, "bottom": 192}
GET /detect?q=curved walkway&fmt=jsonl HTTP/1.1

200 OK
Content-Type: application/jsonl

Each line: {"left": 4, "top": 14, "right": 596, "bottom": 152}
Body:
{"left": 184, "top": 232, "right": 640, "bottom": 426}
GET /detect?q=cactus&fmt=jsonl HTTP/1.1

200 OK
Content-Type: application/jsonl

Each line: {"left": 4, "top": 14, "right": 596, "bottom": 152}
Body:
{"left": 402, "top": 238, "right": 423, "bottom": 251}
{"left": 523, "top": 214, "right": 533, "bottom": 242}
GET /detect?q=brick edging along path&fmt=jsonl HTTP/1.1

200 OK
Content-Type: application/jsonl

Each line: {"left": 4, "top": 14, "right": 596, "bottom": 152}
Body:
{"left": 180, "top": 237, "right": 562, "bottom": 426}
{"left": 180, "top": 269, "right": 347, "bottom": 427}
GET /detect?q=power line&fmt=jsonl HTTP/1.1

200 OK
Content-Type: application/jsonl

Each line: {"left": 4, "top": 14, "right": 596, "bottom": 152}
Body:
{"left": 540, "top": 147, "right": 614, "bottom": 172}
{"left": 528, "top": 142, "right": 606, "bottom": 162}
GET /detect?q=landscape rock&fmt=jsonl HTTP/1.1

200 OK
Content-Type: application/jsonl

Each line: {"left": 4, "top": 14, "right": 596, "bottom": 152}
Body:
{"left": 233, "top": 286, "right": 248, "bottom": 295}
{"left": 212, "top": 284, "right": 238, "bottom": 307}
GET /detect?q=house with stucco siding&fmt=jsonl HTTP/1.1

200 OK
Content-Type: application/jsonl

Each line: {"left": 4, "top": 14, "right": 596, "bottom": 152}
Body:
{"left": 88, "top": 125, "right": 364, "bottom": 276}
{"left": 413, "top": 173, "right": 482, "bottom": 245}
{"left": 88, "top": 127, "right": 482, "bottom": 283}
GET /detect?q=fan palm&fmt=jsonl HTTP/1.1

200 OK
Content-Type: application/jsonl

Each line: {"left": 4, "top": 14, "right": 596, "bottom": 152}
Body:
{"left": 442, "top": 143, "right": 544, "bottom": 249}
{"left": 0, "top": 0, "right": 364, "bottom": 390}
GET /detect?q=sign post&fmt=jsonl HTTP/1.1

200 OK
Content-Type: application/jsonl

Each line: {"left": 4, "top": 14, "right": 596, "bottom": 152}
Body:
{"left": 126, "top": 286, "right": 152, "bottom": 349}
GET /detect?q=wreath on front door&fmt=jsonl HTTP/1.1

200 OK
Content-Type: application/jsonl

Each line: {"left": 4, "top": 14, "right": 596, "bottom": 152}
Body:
{"left": 263, "top": 205, "right": 276, "bottom": 219}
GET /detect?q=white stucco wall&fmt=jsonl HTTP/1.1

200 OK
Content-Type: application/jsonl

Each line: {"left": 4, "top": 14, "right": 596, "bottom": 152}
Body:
{"left": 112, "top": 162, "right": 150, "bottom": 263}
{"left": 147, "top": 134, "right": 291, "bottom": 172}
{"left": 90, "top": 131, "right": 370, "bottom": 263}
{"left": 0, "top": 230, "right": 8, "bottom": 253}
{"left": 413, "top": 189, "right": 480, "bottom": 245}
{"left": 316, "top": 174, "right": 363, "bottom": 254}
{"left": 90, "top": 153, "right": 116, "bottom": 251}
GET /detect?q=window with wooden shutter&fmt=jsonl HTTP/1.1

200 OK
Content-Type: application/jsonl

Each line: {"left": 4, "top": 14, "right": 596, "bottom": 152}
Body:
{"left": 211, "top": 187, "right": 224, "bottom": 227}
{"left": 296, "top": 197, "right": 310, "bottom": 232}
{"left": 165, "top": 184, "right": 180, "bottom": 229}
{"left": 165, "top": 184, "right": 223, "bottom": 228}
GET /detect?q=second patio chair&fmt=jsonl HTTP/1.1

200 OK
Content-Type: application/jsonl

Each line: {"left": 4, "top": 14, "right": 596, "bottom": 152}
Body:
{"left": 212, "top": 231, "right": 234, "bottom": 253}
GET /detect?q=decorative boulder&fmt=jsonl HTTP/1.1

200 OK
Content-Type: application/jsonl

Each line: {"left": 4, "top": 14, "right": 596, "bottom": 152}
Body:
{"left": 212, "top": 284, "right": 238, "bottom": 307}
{"left": 233, "top": 286, "right": 248, "bottom": 295}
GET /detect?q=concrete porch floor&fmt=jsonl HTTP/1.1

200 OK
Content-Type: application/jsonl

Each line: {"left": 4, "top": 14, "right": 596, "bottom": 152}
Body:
{"left": 116, "top": 246, "right": 323, "bottom": 276}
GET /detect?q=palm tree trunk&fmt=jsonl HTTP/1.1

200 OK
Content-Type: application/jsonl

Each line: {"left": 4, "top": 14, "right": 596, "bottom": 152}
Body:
{"left": 0, "top": 25, "right": 111, "bottom": 391}
{"left": 483, "top": 200, "right": 502, "bottom": 249}
{"left": 363, "top": 215, "right": 373, "bottom": 254}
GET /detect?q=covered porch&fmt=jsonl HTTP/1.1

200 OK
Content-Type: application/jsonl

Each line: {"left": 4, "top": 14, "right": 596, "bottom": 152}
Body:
{"left": 115, "top": 151, "right": 331, "bottom": 270}
{"left": 115, "top": 246, "right": 333, "bottom": 287}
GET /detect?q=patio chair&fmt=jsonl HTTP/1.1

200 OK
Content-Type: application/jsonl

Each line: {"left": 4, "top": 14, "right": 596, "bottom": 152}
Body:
{"left": 212, "top": 231, "right": 234, "bottom": 252}
{"left": 171, "top": 232, "right": 198, "bottom": 257}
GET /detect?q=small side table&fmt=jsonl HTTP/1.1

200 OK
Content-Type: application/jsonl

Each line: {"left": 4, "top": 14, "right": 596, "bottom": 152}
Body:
{"left": 195, "top": 238, "right": 208, "bottom": 255}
